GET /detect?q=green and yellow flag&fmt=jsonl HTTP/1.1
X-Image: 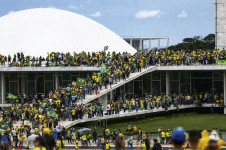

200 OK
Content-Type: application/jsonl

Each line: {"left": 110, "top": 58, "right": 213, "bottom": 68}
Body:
{"left": 100, "top": 66, "right": 108, "bottom": 73}
{"left": 7, "top": 93, "right": 17, "bottom": 99}
{"left": 49, "top": 62, "right": 56, "bottom": 67}
{"left": 77, "top": 77, "right": 86, "bottom": 84}
{"left": 104, "top": 46, "right": 109, "bottom": 51}
{"left": 47, "top": 111, "right": 56, "bottom": 117}
{"left": 0, "top": 122, "right": 11, "bottom": 132}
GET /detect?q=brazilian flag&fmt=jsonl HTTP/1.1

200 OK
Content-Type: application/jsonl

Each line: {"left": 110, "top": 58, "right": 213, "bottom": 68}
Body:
{"left": 104, "top": 46, "right": 109, "bottom": 51}
{"left": 7, "top": 93, "right": 17, "bottom": 99}
{"left": 0, "top": 122, "right": 11, "bottom": 132}
{"left": 49, "top": 62, "right": 56, "bottom": 67}
{"left": 47, "top": 111, "right": 56, "bottom": 117}
{"left": 77, "top": 77, "right": 86, "bottom": 84}
{"left": 100, "top": 66, "right": 108, "bottom": 73}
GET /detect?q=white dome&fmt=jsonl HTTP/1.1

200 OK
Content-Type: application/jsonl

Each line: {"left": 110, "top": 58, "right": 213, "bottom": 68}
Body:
{"left": 0, "top": 8, "right": 136, "bottom": 56}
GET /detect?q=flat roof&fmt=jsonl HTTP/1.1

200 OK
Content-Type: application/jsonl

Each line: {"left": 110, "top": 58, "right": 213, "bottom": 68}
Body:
{"left": 122, "top": 36, "right": 170, "bottom": 40}
{"left": 0, "top": 65, "right": 225, "bottom": 72}
{"left": 0, "top": 66, "right": 100, "bottom": 72}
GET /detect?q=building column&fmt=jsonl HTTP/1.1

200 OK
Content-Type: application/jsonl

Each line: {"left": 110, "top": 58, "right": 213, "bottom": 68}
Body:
{"left": 130, "top": 39, "right": 133, "bottom": 46}
{"left": 99, "top": 94, "right": 107, "bottom": 111}
{"left": 149, "top": 39, "right": 152, "bottom": 51}
{"left": 110, "top": 91, "right": 114, "bottom": 100}
{"left": 166, "top": 71, "right": 170, "bottom": 96}
{"left": 55, "top": 72, "right": 59, "bottom": 90}
{"left": 158, "top": 39, "right": 161, "bottom": 50}
{"left": 1, "top": 73, "right": 5, "bottom": 104}
{"left": 224, "top": 71, "right": 226, "bottom": 114}
{"left": 167, "top": 38, "right": 170, "bottom": 48}
{"left": 139, "top": 39, "right": 143, "bottom": 50}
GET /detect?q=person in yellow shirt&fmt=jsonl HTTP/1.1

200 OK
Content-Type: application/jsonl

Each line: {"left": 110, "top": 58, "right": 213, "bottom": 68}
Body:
{"left": 161, "top": 130, "right": 166, "bottom": 144}
{"left": 75, "top": 143, "right": 79, "bottom": 150}
{"left": 56, "top": 136, "right": 65, "bottom": 150}
{"left": 166, "top": 131, "right": 170, "bottom": 144}
{"left": 198, "top": 130, "right": 210, "bottom": 150}
{"left": 19, "top": 135, "right": 24, "bottom": 147}
{"left": 105, "top": 142, "right": 110, "bottom": 150}
{"left": 101, "top": 136, "right": 105, "bottom": 149}
{"left": 142, "top": 132, "right": 146, "bottom": 141}
{"left": 33, "top": 136, "right": 47, "bottom": 150}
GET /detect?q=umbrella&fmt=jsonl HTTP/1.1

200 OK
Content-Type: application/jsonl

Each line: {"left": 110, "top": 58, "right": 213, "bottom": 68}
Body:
{"left": 77, "top": 128, "right": 92, "bottom": 133}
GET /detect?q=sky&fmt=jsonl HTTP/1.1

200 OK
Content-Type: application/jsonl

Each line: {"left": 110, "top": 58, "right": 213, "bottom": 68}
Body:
{"left": 0, "top": 0, "right": 215, "bottom": 47}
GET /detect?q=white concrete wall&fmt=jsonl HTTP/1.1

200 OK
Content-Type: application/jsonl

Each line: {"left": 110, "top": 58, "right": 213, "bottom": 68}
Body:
{"left": 216, "top": 0, "right": 226, "bottom": 50}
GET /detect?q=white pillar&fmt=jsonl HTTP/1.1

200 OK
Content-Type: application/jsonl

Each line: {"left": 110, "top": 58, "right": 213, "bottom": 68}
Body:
{"left": 167, "top": 38, "right": 170, "bottom": 48}
{"left": 166, "top": 72, "right": 170, "bottom": 96}
{"left": 130, "top": 39, "right": 133, "bottom": 46}
{"left": 21, "top": 76, "right": 26, "bottom": 94}
{"left": 99, "top": 94, "right": 107, "bottom": 111}
{"left": 224, "top": 71, "right": 226, "bottom": 114}
{"left": 139, "top": 39, "right": 143, "bottom": 50}
{"left": 158, "top": 39, "right": 161, "bottom": 50}
{"left": 149, "top": 39, "right": 152, "bottom": 51}
{"left": 110, "top": 91, "right": 114, "bottom": 100}
{"left": 55, "top": 72, "right": 59, "bottom": 90}
{"left": 1, "top": 72, "right": 5, "bottom": 104}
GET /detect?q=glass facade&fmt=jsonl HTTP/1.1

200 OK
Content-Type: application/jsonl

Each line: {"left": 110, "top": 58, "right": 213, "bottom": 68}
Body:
{"left": 3, "top": 71, "right": 94, "bottom": 99}
{"left": 122, "top": 71, "right": 224, "bottom": 99}
{"left": 0, "top": 70, "right": 224, "bottom": 103}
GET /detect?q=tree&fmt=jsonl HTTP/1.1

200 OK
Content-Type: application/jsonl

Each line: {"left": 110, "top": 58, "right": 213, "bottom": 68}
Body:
{"left": 168, "top": 34, "right": 215, "bottom": 51}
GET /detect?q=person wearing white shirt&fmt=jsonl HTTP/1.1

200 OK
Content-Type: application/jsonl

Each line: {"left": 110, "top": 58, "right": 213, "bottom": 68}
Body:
{"left": 27, "top": 130, "right": 38, "bottom": 149}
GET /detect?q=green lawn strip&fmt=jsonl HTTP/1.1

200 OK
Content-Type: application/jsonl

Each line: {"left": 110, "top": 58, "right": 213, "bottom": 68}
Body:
{"left": 70, "top": 113, "right": 226, "bottom": 136}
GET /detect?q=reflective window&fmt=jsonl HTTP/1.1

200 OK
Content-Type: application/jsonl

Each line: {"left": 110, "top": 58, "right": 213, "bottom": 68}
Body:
{"left": 180, "top": 72, "right": 190, "bottom": 94}
{"left": 36, "top": 76, "right": 44, "bottom": 93}
{"left": 152, "top": 81, "right": 160, "bottom": 95}
{"left": 143, "top": 76, "right": 151, "bottom": 95}
{"left": 170, "top": 81, "right": 179, "bottom": 94}
{"left": 152, "top": 72, "right": 160, "bottom": 80}
{"left": 10, "top": 82, "right": 18, "bottom": 95}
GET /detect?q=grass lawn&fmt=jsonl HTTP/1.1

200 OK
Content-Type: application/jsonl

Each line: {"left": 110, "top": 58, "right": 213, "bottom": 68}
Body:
{"left": 75, "top": 113, "right": 226, "bottom": 135}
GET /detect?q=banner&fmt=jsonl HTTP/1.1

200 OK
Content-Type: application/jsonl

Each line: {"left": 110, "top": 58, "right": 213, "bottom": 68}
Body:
{"left": 217, "top": 60, "right": 226, "bottom": 64}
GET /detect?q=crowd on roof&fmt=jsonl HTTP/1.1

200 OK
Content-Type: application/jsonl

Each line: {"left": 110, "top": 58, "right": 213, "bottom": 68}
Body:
{"left": 0, "top": 49, "right": 225, "bottom": 67}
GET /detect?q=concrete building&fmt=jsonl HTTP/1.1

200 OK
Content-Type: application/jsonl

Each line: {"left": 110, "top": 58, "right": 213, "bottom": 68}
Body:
{"left": 123, "top": 36, "right": 170, "bottom": 50}
{"left": 0, "top": 8, "right": 225, "bottom": 115}
{"left": 0, "top": 65, "right": 225, "bottom": 106}
{"left": 215, "top": 0, "right": 226, "bottom": 50}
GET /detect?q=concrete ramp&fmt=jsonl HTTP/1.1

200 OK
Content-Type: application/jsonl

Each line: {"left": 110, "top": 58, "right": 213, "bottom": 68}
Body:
{"left": 77, "top": 66, "right": 157, "bottom": 105}
{"left": 59, "top": 104, "right": 217, "bottom": 129}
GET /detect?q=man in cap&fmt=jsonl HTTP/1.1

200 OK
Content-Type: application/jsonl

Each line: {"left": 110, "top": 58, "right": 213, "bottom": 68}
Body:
{"left": 172, "top": 127, "right": 186, "bottom": 150}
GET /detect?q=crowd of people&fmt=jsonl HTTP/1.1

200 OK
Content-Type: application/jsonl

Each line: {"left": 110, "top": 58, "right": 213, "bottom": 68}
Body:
{"left": 0, "top": 49, "right": 225, "bottom": 150}
{"left": 0, "top": 126, "right": 226, "bottom": 150}
{"left": 0, "top": 91, "right": 224, "bottom": 150}
{"left": 5, "top": 91, "right": 224, "bottom": 127}
{"left": 4, "top": 49, "right": 225, "bottom": 107}
{"left": 0, "top": 49, "right": 225, "bottom": 67}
